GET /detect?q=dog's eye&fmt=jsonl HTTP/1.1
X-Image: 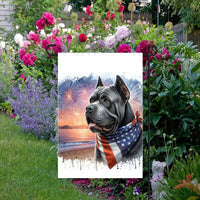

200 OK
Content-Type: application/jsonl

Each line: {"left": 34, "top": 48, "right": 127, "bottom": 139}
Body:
{"left": 104, "top": 99, "right": 110, "bottom": 104}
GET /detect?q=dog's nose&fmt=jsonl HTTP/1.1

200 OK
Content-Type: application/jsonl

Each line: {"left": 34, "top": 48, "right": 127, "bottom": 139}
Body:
{"left": 86, "top": 105, "right": 95, "bottom": 113}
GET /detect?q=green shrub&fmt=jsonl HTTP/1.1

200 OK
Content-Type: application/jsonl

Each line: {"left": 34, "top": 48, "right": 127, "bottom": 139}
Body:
{"left": 8, "top": 0, "right": 65, "bottom": 36}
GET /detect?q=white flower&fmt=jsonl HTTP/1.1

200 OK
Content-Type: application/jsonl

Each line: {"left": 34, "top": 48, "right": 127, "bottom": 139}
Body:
{"left": 105, "top": 35, "right": 117, "bottom": 49}
{"left": 0, "top": 41, "right": 5, "bottom": 49}
{"left": 58, "top": 23, "right": 65, "bottom": 29}
{"left": 16, "top": 25, "right": 19, "bottom": 30}
{"left": 87, "top": 33, "right": 92, "bottom": 38}
{"left": 63, "top": 28, "right": 72, "bottom": 34}
{"left": 83, "top": 7, "right": 86, "bottom": 12}
{"left": 14, "top": 33, "right": 24, "bottom": 46}
{"left": 85, "top": 44, "right": 90, "bottom": 49}
{"left": 40, "top": 29, "right": 46, "bottom": 37}
{"left": 115, "top": 25, "right": 130, "bottom": 41}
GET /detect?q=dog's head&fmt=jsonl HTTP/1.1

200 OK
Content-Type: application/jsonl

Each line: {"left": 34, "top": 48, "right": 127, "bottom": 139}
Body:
{"left": 85, "top": 75, "right": 134, "bottom": 136}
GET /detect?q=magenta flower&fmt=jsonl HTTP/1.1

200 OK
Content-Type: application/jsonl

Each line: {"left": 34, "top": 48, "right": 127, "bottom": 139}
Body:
{"left": 117, "top": 44, "right": 131, "bottom": 53}
{"left": 52, "top": 38, "right": 63, "bottom": 53}
{"left": 22, "top": 53, "right": 37, "bottom": 66}
{"left": 86, "top": 5, "right": 93, "bottom": 16}
{"left": 136, "top": 40, "right": 154, "bottom": 67}
{"left": 20, "top": 73, "right": 26, "bottom": 81}
{"left": 36, "top": 12, "right": 56, "bottom": 30}
{"left": 42, "top": 38, "right": 51, "bottom": 50}
{"left": 19, "top": 48, "right": 26, "bottom": 60}
{"left": 27, "top": 31, "right": 41, "bottom": 45}
{"left": 67, "top": 34, "right": 72, "bottom": 44}
{"left": 108, "top": 196, "right": 114, "bottom": 199}
{"left": 172, "top": 56, "right": 182, "bottom": 71}
{"left": 11, "top": 113, "right": 16, "bottom": 118}
{"left": 118, "top": 1, "right": 125, "bottom": 13}
{"left": 156, "top": 47, "right": 170, "bottom": 61}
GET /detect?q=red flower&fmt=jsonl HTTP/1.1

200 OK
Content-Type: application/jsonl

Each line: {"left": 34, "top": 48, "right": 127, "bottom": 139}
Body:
{"left": 20, "top": 73, "right": 26, "bottom": 81}
{"left": 117, "top": 44, "right": 131, "bottom": 53}
{"left": 119, "top": 5, "right": 124, "bottom": 12}
{"left": 136, "top": 40, "right": 154, "bottom": 67}
{"left": 106, "top": 11, "right": 115, "bottom": 20}
{"left": 86, "top": 5, "right": 93, "bottom": 16}
{"left": 42, "top": 38, "right": 51, "bottom": 50}
{"left": 79, "top": 33, "right": 87, "bottom": 42}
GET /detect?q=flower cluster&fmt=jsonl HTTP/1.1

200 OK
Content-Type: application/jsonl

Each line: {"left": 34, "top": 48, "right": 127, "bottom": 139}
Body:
{"left": 36, "top": 12, "right": 56, "bottom": 30}
{"left": 86, "top": 5, "right": 93, "bottom": 16}
{"left": 156, "top": 47, "right": 170, "bottom": 61}
{"left": 19, "top": 48, "right": 37, "bottom": 66}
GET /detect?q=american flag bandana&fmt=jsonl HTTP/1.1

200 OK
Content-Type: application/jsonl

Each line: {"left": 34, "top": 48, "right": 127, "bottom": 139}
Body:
{"left": 96, "top": 111, "right": 142, "bottom": 169}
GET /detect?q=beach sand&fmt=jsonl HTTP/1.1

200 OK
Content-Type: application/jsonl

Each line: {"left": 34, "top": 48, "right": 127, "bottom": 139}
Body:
{"left": 58, "top": 147, "right": 95, "bottom": 161}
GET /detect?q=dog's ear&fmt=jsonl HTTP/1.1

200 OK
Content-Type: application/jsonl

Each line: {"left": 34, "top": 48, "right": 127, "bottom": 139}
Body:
{"left": 114, "top": 75, "right": 130, "bottom": 102}
{"left": 96, "top": 77, "right": 104, "bottom": 88}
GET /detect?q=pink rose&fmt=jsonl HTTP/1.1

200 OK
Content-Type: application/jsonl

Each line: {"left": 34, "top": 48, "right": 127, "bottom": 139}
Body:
{"left": 36, "top": 12, "right": 56, "bottom": 30}
{"left": 79, "top": 33, "right": 87, "bottom": 42}
{"left": 42, "top": 38, "right": 51, "bottom": 50}
{"left": 117, "top": 44, "right": 131, "bottom": 53}
{"left": 36, "top": 17, "right": 45, "bottom": 30}
{"left": 106, "top": 11, "right": 115, "bottom": 20}
{"left": 43, "top": 12, "right": 56, "bottom": 26}
{"left": 22, "top": 53, "right": 37, "bottom": 66}
{"left": 27, "top": 31, "right": 41, "bottom": 45}
{"left": 105, "top": 35, "right": 117, "bottom": 49}
{"left": 52, "top": 38, "right": 63, "bottom": 53}
{"left": 19, "top": 48, "right": 26, "bottom": 60}
{"left": 75, "top": 25, "right": 80, "bottom": 31}
{"left": 86, "top": 5, "right": 93, "bottom": 16}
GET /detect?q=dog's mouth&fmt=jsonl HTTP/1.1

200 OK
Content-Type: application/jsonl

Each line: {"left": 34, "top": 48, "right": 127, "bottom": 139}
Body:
{"left": 86, "top": 117, "right": 115, "bottom": 134}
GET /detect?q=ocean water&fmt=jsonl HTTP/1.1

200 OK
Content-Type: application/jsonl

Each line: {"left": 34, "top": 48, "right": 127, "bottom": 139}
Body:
{"left": 58, "top": 129, "right": 95, "bottom": 152}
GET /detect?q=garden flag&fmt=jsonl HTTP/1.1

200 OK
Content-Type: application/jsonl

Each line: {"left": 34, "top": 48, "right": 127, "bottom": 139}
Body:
{"left": 58, "top": 53, "right": 143, "bottom": 178}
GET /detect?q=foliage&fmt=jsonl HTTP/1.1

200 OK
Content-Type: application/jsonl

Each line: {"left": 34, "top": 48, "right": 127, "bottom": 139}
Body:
{"left": 0, "top": 114, "right": 95, "bottom": 200}
{"left": 7, "top": 0, "right": 65, "bottom": 36}
{"left": 162, "top": 0, "right": 200, "bottom": 30}
{"left": 0, "top": 41, "right": 16, "bottom": 103}
{"left": 69, "top": 0, "right": 91, "bottom": 11}
{"left": 9, "top": 76, "right": 57, "bottom": 142}
{"left": 162, "top": 152, "right": 200, "bottom": 200}
{"left": 143, "top": 42, "right": 200, "bottom": 166}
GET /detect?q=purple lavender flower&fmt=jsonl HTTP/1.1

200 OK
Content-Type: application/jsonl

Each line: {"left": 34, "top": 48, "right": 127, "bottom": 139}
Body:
{"left": 9, "top": 76, "right": 57, "bottom": 142}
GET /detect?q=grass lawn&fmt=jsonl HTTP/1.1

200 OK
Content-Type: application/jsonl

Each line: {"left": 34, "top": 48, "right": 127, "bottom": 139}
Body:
{"left": 0, "top": 114, "right": 96, "bottom": 200}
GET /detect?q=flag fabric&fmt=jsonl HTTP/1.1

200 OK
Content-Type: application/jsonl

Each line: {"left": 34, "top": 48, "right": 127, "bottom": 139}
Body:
{"left": 96, "top": 111, "right": 142, "bottom": 169}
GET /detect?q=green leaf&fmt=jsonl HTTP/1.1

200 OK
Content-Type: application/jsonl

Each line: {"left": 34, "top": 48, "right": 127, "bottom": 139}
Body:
{"left": 157, "top": 146, "right": 168, "bottom": 152}
{"left": 191, "top": 61, "right": 200, "bottom": 73}
{"left": 152, "top": 115, "right": 161, "bottom": 126}
{"left": 187, "top": 196, "right": 199, "bottom": 200}
{"left": 167, "top": 153, "right": 175, "bottom": 166}
{"left": 182, "top": 121, "right": 187, "bottom": 131}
